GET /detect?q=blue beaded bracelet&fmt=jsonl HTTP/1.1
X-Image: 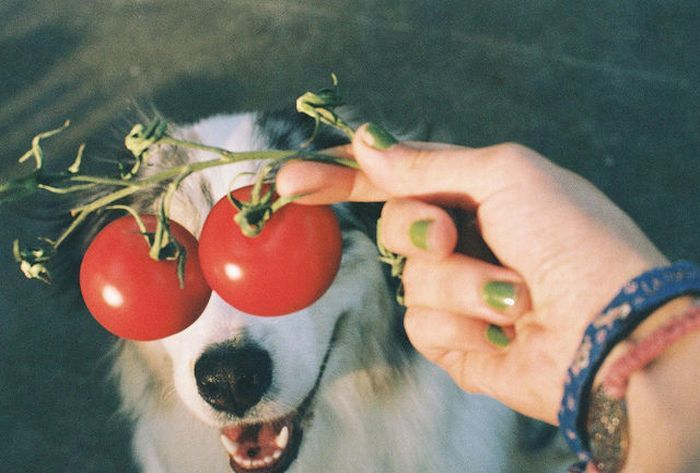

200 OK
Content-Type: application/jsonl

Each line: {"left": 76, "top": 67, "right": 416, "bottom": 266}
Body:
{"left": 559, "top": 260, "right": 700, "bottom": 469}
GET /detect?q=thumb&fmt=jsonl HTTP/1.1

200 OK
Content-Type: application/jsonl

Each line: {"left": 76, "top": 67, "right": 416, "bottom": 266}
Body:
{"left": 353, "top": 123, "right": 536, "bottom": 205}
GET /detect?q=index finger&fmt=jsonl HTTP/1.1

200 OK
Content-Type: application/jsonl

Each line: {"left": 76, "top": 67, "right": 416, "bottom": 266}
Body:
{"left": 275, "top": 142, "right": 464, "bottom": 205}
{"left": 276, "top": 156, "right": 390, "bottom": 204}
{"left": 350, "top": 125, "right": 552, "bottom": 205}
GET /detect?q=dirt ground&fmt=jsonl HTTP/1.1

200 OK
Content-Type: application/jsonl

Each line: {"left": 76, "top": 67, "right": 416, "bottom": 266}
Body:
{"left": 1, "top": 1, "right": 698, "bottom": 471}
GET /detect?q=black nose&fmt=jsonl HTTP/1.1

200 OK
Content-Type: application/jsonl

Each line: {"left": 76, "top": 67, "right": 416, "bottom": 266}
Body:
{"left": 194, "top": 344, "right": 273, "bottom": 417}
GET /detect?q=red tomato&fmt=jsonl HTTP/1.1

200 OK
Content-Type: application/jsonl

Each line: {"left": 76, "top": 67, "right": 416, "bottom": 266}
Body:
{"left": 80, "top": 215, "right": 211, "bottom": 340}
{"left": 198, "top": 186, "right": 342, "bottom": 316}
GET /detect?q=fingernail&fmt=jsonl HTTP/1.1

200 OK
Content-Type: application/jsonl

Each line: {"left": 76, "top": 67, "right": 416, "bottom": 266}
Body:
{"left": 486, "top": 324, "right": 510, "bottom": 348}
{"left": 409, "top": 219, "right": 433, "bottom": 250}
{"left": 363, "top": 123, "right": 398, "bottom": 150}
{"left": 482, "top": 281, "right": 517, "bottom": 312}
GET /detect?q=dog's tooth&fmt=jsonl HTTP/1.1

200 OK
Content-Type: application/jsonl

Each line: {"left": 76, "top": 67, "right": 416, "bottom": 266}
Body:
{"left": 275, "top": 425, "right": 289, "bottom": 449}
{"left": 272, "top": 449, "right": 282, "bottom": 460}
{"left": 220, "top": 435, "right": 240, "bottom": 455}
{"left": 264, "top": 455, "right": 274, "bottom": 465}
{"left": 243, "top": 459, "right": 254, "bottom": 468}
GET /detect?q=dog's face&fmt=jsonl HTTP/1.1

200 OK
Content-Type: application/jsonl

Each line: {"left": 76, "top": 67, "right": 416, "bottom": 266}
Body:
{"left": 157, "top": 229, "right": 382, "bottom": 473}
{"left": 153, "top": 244, "right": 358, "bottom": 471}
{"left": 116, "top": 112, "right": 404, "bottom": 473}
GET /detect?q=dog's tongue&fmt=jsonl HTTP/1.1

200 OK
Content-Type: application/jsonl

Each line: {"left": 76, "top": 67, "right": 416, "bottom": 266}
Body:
{"left": 221, "top": 420, "right": 292, "bottom": 472}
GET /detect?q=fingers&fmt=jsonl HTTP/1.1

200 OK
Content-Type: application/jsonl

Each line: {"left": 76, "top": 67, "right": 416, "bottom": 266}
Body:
{"left": 404, "top": 307, "right": 507, "bottom": 355}
{"left": 275, "top": 159, "right": 390, "bottom": 204}
{"left": 402, "top": 253, "right": 530, "bottom": 325}
{"left": 376, "top": 198, "right": 529, "bottom": 325}
{"left": 404, "top": 307, "right": 518, "bottom": 400}
{"left": 275, "top": 143, "right": 389, "bottom": 204}
{"left": 406, "top": 311, "right": 560, "bottom": 423}
{"left": 379, "top": 198, "right": 458, "bottom": 259}
{"left": 403, "top": 307, "right": 515, "bottom": 398}
{"left": 277, "top": 125, "right": 548, "bottom": 207}
{"left": 351, "top": 124, "right": 542, "bottom": 204}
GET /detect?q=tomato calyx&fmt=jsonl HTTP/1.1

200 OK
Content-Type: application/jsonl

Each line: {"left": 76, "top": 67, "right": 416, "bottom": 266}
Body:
{"left": 228, "top": 165, "right": 299, "bottom": 238}
{"left": 229, "top": 184, "right": 275, "bottom": 238}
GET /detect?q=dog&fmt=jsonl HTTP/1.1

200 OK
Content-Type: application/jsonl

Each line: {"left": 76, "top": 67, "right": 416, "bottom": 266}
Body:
{"left": 108, "top": 109, "right": 572, "bottom": 472}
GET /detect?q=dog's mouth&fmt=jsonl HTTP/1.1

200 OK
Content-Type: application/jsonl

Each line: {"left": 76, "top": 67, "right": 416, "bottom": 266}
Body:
{"left": 219, "top": 311, "right": 349, "bottom": 473}
{"left": 220, "top": 414, "right": 302, "bottom": 473}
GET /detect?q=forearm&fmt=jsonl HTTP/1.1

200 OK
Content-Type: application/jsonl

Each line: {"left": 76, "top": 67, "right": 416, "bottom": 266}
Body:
{"left": 593, "top": 297, "right": 700, "bottom": 472}
{"left": 622, "top": 297, "right": 700, "bottom": 472}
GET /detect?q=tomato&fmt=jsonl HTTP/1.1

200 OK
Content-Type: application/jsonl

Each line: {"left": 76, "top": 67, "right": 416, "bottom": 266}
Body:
{"left": 80, "top": 215, "right": 211, "bottom": 340}
{"left": 198, "top": 185, "right": 343, "bottom": 316}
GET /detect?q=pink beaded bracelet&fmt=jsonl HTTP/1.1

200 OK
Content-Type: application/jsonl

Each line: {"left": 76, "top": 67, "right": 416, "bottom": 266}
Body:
{"left": 602, "top": 304, "right": 700, "bottom": 400}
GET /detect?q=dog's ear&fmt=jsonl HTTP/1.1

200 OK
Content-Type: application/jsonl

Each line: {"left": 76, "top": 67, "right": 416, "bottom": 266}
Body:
{"left": 32, "top": 109, "right": 192, "bottom": 293}
{"left": 255, "top": 107, "right": 351, "bottom": 151}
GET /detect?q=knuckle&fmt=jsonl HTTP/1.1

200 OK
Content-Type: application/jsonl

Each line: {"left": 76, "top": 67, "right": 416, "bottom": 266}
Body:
{"left": 490, "top": 142, "right": 531, "bottom": 167}
{"left": 488, "top": 142, "right": 550, "bottom": 183}
{"left": 495, "top": 141, "right": 529, "bottom": 158}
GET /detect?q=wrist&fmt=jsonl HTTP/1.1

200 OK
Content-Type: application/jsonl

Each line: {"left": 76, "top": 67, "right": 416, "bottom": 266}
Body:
{"left": 622, "top": 302, "right": 700, "bottom": 472}
{"left": 559, "top": 261, "right": 700, "bottom": 472}
{"left": 587, "top": 296, "right": 699, "bottom": 473}
{"left": 594, "top": 296, "right": 697, "bottom": 386}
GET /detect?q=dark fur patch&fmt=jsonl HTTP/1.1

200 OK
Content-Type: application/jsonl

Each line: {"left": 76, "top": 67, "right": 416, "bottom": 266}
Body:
{"left": 254, "top": 108, "right": 349, "bottom": 151}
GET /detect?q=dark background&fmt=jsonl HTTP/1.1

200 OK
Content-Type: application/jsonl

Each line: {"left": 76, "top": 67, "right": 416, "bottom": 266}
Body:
{"left": 1, "top": 1, "right": 698, "bottom": 471}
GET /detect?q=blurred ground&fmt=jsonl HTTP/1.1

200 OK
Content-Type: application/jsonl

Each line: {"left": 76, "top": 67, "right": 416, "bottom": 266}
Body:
{"left": 1, "top": 1, "right": 698, "bottom": 471}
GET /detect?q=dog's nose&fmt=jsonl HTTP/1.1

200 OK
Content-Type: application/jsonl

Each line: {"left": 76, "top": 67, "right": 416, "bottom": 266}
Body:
{"left": 194, "top": 344, "right": 273, "bottom": 417}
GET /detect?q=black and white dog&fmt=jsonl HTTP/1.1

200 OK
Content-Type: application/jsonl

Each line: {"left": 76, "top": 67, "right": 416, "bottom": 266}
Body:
{"left": 110, "top": 110, "right": 571, "bottom": 472}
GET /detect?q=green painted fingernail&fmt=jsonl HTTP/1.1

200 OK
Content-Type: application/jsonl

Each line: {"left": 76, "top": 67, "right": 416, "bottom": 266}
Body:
{"left": 364, "top": 123, "right": 398, "bottom": 150}
{"left": 482, "top": 281, "right": 517, "bottom": 311}
{"left": 486, "top": 324, "right": 510, "bottom": 347}
{"left": 409, "top": 219, "right": 432, "bottom": 250}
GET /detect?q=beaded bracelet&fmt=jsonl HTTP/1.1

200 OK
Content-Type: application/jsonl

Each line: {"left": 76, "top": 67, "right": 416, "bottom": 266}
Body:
{"left": 559, "top": 260, "right": 700, "bottom": 471}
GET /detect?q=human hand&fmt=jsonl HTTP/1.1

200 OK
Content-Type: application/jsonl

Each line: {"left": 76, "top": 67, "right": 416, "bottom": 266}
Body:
{"left": 276, "top": 124, "right": 668, "bottom": 424}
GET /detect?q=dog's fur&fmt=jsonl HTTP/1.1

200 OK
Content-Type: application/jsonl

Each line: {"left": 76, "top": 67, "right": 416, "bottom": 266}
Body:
{"left": 108, "top": 110, "right": 572, "bottom": 472}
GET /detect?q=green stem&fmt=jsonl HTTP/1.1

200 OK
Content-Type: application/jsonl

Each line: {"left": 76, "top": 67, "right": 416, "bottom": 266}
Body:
{"left": 13, "top": 78, "right": 367, "bottom": 284}
{"left": 150, "top": 170, "right": 190, "bottom": 261}
{"left": 37, "top": 183, "right": 97, "bottom": 194}
{"left": 34, "top": 174, "right": 140, "bottom": 195}
{"left": 50, "top": 209, "right": 89, "bottom": 249}
{"left": 159, "top": 136, "right": 283, "bottom": 161}
{"left": 60, "top": 147, "right": 352, "bottom": 252}
{"left": 68, "top": 150, "right": 289, "bottom": 215}
{"left": 106, "top": 205, "right": 149, "bottom": 235}
{"left": 68, "top": 148, "right": 353, "bottom": 214}
{"left": 18, "top": 129, "right": 359, "bottom": 272}
{"left": 18, "top": 120, "right": 71, "bottom": 170}
{"left": 70, "top": 175, "right": 139, "bottom": 186}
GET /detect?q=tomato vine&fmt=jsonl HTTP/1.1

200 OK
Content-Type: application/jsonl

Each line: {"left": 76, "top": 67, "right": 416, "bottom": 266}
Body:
{"left": 2, "top": 75, "right": 407, "bottom": 306}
